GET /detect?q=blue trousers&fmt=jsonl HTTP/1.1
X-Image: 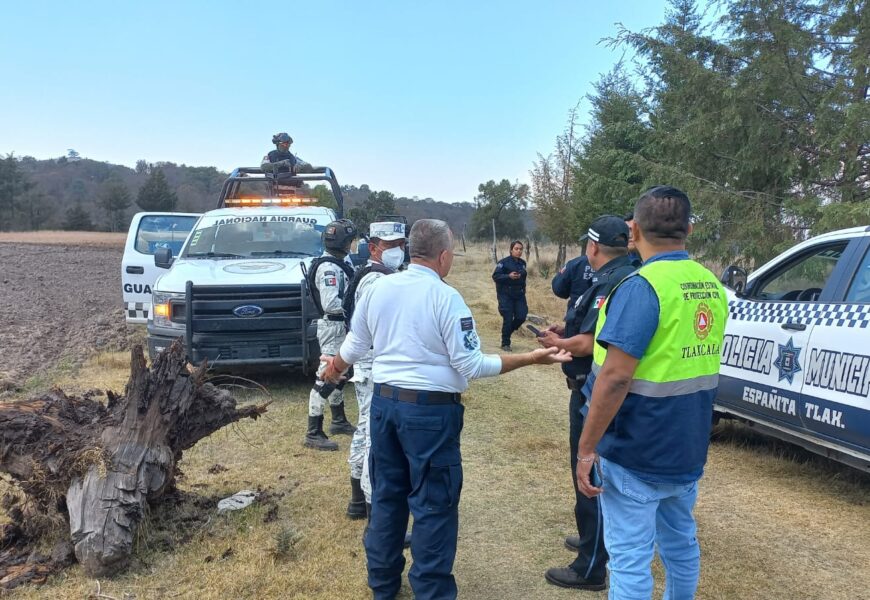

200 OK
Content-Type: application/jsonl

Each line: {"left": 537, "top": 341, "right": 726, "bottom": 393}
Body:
{"left": 599, "top": 457, "right": 701, "bottom": 600}
{"left": 366, "top": 391, "right": 464, "bottom": 600}
{"left": 497, "top": 293, "right": 528, "bottom": 347}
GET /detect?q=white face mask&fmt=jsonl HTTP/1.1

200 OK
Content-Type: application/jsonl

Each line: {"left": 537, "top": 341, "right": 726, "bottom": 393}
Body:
{"left": 381, "top": 246, "right": 405, "bottom": 271}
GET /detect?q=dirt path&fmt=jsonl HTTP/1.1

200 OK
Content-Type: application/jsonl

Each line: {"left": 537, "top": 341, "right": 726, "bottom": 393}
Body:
{"left": 0, "top": 241, "right": 139, "bottom": 393}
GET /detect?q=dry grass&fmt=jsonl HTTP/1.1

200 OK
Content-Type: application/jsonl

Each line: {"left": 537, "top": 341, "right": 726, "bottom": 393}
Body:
{"left": 0, "top": 231, "right": 126, "bottom": 247}
{"left": 6, "top": 242, "right": 870, "bottom": 599}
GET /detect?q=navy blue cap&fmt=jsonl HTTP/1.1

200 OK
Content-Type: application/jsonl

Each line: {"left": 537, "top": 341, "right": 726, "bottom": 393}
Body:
{"left": 579, "top": 215, "right": 630, "bottom": 247}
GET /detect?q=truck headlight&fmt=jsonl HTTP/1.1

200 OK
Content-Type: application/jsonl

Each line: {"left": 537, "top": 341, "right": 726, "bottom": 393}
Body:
{"left": 151, "top": 291, "right": 186, "bottom": 329}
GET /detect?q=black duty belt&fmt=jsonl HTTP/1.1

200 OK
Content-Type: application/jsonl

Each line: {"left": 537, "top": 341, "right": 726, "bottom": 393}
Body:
{"left": 325, "top": 314, "right": 345, "bottom": 322}
{"left": 374, "top": 383, "right": 461, "bottom": 405}
{"left": 566, "top": 375, "right": 587, "bottom": 392}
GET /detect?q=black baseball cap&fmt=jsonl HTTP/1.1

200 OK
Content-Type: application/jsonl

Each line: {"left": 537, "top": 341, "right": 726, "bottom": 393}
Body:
{"left": 579, "top": 215, "right": 630, "bottom": 247}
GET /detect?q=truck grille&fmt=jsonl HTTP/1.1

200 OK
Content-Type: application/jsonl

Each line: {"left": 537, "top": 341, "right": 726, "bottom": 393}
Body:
{"left": 183, "top": 283, "right": 318, "bottom": 366}
{"left": 184, "top": 284, "right": 307, "bottom": 334}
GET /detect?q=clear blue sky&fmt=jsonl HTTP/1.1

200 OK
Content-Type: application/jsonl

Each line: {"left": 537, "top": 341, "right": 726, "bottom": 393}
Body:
{"left": 0, "top": 1, "right": 669, "bottom": 203}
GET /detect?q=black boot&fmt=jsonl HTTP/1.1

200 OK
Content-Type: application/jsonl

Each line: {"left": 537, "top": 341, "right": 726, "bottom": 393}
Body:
{"left": 303, "top": 415, "right": 338, "bottom": 451}
{"left": 329, "top": 403, "right": 357, "bottom": 435}
{"left": 544, "top": 566, "right": 606, "bottom": 591}
{"left": 347, "top": 477, "right": 367, "bottom": 520}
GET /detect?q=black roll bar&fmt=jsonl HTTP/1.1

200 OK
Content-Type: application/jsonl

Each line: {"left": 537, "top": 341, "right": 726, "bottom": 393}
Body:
{"left": 216, "top": 166, "right": 345, "bottom": 218}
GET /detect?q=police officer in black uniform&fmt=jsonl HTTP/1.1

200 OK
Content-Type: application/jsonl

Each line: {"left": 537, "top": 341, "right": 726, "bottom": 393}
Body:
{"left": 261, "top": 132, "right": 312, "bottom": 174}
{"left": 552, "top": 253, "right": 596, "bottom": 319}
{"left": 492, "top": 240, "right": 528, "bottom": 351}
{"left": 536, "top": 215, "right": 641, "bottom": 590}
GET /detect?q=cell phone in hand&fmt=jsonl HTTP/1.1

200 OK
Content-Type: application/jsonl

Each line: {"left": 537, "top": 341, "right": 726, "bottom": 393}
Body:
{"left": 590, "top": 460, "right": 603, "bottom": 488}
{"left": 525, "top": 324, "right": 543, "bottom": 337}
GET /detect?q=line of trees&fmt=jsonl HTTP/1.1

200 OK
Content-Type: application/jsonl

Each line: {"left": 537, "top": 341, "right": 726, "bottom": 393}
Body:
{"left": 529, "top": 0, "right": 868, "bottom": 265}
{"left": 0, "top": 154, "right": 221, "bottom": 232}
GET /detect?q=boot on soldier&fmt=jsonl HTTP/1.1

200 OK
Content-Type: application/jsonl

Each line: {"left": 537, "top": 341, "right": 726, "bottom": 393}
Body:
{"left": 347, "top": 477, "right": 367, "bottom": 520}
{"left": 304, "top": 415, "right": 338, "bottom": 451}
{"left": 329, "top": 403, "right": 357, "bottom": 435}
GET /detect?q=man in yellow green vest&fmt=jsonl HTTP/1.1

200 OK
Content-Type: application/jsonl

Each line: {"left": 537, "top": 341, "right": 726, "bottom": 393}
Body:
{"left": 576, "top": 186, "right": 728, "bottom": 599}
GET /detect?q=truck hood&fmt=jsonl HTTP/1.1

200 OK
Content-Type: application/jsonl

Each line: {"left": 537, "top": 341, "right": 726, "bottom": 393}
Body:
{"left": 155, "top": 257, "right": 309, "bottom": 293}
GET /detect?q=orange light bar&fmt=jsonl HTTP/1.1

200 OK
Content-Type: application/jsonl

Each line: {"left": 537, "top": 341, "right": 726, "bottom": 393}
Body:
{"left": 224, "top": 197, "right": 318, "bottom": 207}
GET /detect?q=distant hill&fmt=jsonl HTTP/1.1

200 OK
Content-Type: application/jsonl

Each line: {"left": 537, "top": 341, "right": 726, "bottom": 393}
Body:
{"left": 5, "top": 156, "right": 490, "bottom": 234}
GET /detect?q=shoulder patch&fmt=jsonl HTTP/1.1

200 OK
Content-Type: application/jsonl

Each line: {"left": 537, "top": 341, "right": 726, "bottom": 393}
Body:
{"left": 460, "top": 317, "right": 474, "bottom": 331}
{"left": 594, "top": 295, "right": 607, "bottom": 309}
{"left": 463, "top": 330, "right": 480, "bottom": 351}
{"left": 497, "top": 262, "right": 503, "bottom": 269}
{"left": 324, "top": 277, "right": 337, "bottom": 287}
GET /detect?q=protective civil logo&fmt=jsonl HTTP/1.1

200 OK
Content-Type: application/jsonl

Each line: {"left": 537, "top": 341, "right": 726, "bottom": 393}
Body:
{"left": 694, "top": 302, "right": 713, "bottom": 340}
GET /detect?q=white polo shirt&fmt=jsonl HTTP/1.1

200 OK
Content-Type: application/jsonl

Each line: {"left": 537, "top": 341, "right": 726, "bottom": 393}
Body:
{"left": 339, "top": 264, "right": 502, "bottom": 393}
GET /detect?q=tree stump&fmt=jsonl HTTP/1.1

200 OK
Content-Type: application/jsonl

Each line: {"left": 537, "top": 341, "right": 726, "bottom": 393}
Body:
{"left": 0, "top": 340, "right": 267, "bottom": 583}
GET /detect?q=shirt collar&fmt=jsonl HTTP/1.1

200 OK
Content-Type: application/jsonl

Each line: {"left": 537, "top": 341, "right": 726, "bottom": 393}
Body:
{"left": 408, "top": 263, "right": 441, "bottom": 279}
{"left": 598, "top": 253, "right": 636, "bottom": 274}
{"left": 643, "top": 250, "right": 689, "bottom": 265}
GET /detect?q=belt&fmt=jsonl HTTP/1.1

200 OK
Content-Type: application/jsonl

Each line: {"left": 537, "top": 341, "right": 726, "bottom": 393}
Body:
{"left": 325, "top": 314, "right": 345, "bottom": 322}
{"left": 374, "top": 383, "right": 461, "bottom": 405}
{"left": 566, "top": 375, "right": 587, "bottom": 392}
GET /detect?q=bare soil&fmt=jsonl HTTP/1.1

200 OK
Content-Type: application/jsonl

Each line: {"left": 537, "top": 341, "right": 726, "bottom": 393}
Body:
{"left": 0, "top": 239, "right": 139, "bottom": 394}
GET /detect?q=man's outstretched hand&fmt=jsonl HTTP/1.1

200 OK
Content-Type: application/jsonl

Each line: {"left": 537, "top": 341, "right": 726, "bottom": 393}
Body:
{"left": 531, "top": 347, "right": 572, "bottom": 364}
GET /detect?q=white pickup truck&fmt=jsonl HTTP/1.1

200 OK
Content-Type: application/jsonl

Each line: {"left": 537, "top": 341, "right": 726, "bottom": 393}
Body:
{"left": 717, "top": 225, "right": 870, "bottom": 471}
{"left": 121, "top": 167, "right": 350, "bottom": 373}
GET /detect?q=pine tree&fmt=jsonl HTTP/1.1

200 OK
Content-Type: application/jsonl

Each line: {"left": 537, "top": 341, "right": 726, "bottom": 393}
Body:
{"left": 0, "top": 154, "right": 35, "bottom": 230}
{"left": 136, "top": 169, "right": 178, "bottom": 211}
{"left": 63, "top": 203, "right": 94, "bottom": 231}
{"left": 99, "top": 180, "right": 132, "bottom": 232}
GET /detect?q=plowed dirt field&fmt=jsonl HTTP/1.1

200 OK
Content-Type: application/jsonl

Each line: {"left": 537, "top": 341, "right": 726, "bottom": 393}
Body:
{"left": 0, "top": 237, "right": 138, "bottom": 393}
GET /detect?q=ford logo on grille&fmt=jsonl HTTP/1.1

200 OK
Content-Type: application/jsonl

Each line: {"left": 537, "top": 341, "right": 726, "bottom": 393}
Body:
{"left": 233, "top": 304, "right": 264, "bottom": 318}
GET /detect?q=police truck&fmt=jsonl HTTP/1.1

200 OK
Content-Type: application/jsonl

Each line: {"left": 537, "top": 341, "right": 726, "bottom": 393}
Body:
{"left": 717, "top": 225, "right": 870, "bottom": 471}
{"left": 121, "top": 167, "right": 350, "bottom": 373}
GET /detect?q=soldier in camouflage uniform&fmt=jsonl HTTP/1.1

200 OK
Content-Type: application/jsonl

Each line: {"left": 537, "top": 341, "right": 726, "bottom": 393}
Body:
{"left": 304, "top": 219, "right": 358, "bottom": 451}
{"left": 343, "top": 221, "right": 407, "bottom": 518}
{"left": 261, "top": 132, "right": 312, "bottom": 174}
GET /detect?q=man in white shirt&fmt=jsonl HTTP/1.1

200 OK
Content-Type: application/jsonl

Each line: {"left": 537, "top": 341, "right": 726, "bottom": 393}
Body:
{"left": 322, "top": 219, "right": 570, "bottom": 600}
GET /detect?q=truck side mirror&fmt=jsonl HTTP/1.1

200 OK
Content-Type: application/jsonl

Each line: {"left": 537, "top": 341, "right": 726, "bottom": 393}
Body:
{"left": 721, "top": 265, "right": 748, "bottom": 294}
{"left": 154, "top": 246, "right": 174, "bottom": 269}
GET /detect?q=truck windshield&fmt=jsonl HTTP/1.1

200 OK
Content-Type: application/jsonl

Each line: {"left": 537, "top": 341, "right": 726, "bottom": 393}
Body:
{"left": 181, "top": 219, "right": 323, "bottom": 259}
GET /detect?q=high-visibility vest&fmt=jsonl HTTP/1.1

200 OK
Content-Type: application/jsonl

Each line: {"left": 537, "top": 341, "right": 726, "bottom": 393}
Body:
{"left": 591, "top": 258, "right": 729, "bottom": 476}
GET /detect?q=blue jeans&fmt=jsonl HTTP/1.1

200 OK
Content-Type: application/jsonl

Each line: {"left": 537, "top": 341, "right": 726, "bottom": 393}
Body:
{"left": 598, "top": 457, "right": 701, "bottom": 600}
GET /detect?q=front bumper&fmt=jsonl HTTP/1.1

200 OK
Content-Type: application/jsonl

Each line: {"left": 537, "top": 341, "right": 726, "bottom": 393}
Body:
{"left": 147, "top": 321, "right": 319, "bottom": 369}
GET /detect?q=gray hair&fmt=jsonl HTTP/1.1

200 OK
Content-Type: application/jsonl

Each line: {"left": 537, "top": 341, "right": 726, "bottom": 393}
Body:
{"left": 409, "top": 219, "right": 453, "bottom": 260}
